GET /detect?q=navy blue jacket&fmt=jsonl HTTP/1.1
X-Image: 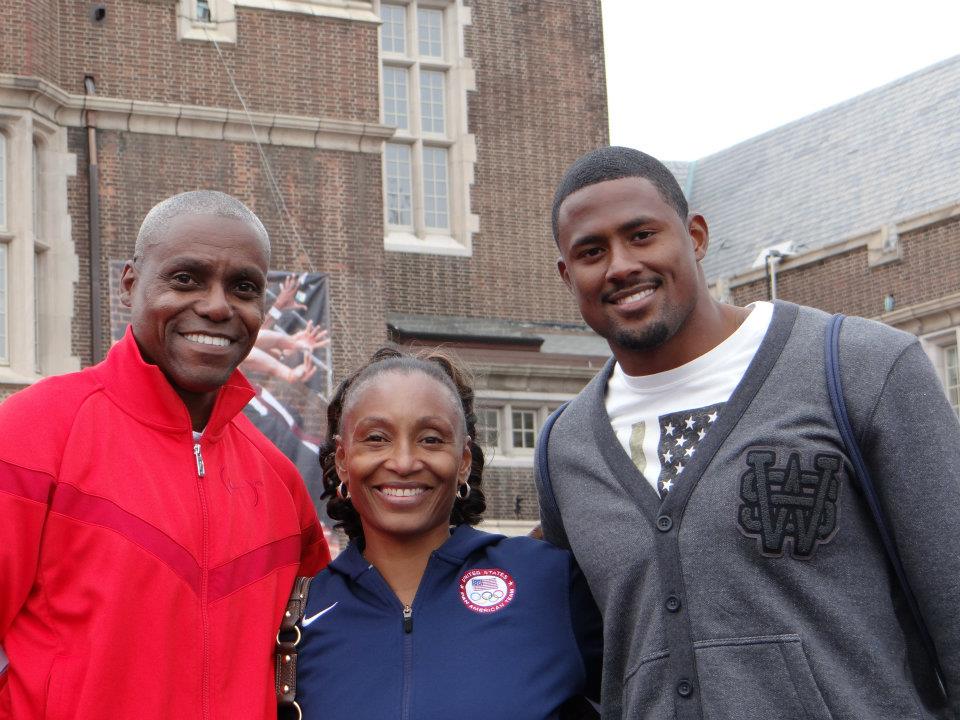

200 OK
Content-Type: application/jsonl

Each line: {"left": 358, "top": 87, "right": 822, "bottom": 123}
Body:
{"left": 297, "top": 525, "right": 602, "bottom": 720}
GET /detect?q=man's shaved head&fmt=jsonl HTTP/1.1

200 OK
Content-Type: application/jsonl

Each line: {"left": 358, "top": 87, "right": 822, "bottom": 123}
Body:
{"left": 134, "top": 190, "right": 271, "bottom": 262}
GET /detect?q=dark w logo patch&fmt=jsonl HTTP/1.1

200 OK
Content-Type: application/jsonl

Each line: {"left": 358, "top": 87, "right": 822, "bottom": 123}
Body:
{"left": 737, "top": 450, "right": 842, "bottom": 559}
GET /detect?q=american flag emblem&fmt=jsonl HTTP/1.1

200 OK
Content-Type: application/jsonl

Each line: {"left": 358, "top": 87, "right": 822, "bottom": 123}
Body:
{"left": 656, "top": 402, "right": 724, "bottom": 496}
{"left": 459, "top": 568, "right": 516, "bottom": 614}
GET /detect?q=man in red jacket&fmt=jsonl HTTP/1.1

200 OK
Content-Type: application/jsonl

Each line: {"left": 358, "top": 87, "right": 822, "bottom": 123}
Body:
{"left": 0, "top": 191, "right": 330, "bottom": 719}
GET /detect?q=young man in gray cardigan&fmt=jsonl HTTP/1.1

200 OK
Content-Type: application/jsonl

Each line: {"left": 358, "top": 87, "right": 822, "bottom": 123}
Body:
{"left": 537, "top": 146, "right": 960, "bottom": 720}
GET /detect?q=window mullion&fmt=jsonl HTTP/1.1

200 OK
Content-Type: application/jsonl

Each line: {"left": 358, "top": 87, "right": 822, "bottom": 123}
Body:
{"left": 409, "top": 53, "right": 426, "bottom": 236}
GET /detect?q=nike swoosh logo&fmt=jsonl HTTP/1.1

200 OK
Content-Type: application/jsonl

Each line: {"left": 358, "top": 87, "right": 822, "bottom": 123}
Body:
{"left": 302, "top": 602, "right": 338, "bottom": 626}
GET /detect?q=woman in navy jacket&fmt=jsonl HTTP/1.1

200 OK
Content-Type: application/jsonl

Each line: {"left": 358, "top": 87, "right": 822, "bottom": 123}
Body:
{"left": 295, "top": 349, "right": 601, "bottom": 720}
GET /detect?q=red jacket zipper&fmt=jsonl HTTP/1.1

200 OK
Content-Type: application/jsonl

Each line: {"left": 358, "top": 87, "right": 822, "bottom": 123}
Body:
{"left": 194, "top": 441, "right": 211, "bottom": 720}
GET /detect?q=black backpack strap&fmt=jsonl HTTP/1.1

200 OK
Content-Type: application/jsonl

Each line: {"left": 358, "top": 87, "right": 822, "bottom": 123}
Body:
{"left": 535, "top": 401, "right": 570, "bottom": 545}
{"left": 824, "top": 313, "right": 947, "bottom": 698}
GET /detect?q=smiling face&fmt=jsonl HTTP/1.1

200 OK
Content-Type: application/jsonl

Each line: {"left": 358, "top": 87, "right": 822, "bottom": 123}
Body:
{"left": 119, "top": 214, "right": 269, "bottom": 419}
{"left": 556, "top": 176, "right": 711, "bottom": 374}
{"left": 335, "top": 370, "right": 472, "bottom": 550}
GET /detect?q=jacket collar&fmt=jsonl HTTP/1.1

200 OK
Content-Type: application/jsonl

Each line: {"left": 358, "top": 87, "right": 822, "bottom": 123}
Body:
{"left": 331, "top": 524, "right": 504, "bottom": 581}
{"left": 92, "top": 326, "right": 255, "bottom": 439}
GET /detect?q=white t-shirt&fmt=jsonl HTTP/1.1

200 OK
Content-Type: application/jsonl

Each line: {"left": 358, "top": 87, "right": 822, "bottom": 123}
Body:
{"left": 605, "top": 302, "right": 774, "bottom": 496}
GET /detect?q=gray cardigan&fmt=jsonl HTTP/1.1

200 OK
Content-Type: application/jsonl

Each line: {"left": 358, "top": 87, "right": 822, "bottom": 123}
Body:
{"left": 537, "top": 302, "right": 960, "bottom": 720}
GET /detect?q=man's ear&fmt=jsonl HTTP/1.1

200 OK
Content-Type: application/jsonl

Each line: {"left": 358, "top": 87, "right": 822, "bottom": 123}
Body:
{"left": 119, "top": 260, "right": 138, "bottom": 308}
{"left": 687, "top": 214, "right": 710, "bottom": 262}
{"left": 557, "top": 257, "right": 574, "bottom": 295}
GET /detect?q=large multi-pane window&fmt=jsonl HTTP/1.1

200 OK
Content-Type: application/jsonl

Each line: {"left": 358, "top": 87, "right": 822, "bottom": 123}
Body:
{"left": 945, "top": 345, "right": 960, "bottom": 416}
{"left": 380, "top": 1, "right": 461, "bottom": 240}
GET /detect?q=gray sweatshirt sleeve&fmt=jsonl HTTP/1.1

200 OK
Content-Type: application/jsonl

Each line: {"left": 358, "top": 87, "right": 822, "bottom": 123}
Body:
{"left": 859, "top": 340, "right": 960, "bottom": 710}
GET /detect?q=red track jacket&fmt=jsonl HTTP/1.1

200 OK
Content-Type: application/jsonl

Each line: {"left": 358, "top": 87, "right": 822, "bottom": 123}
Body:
{"left": 0, "top": 330, "right": 329, "bottom": 719}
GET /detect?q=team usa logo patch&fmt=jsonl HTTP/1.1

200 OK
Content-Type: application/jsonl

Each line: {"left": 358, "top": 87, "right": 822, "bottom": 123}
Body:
{"left": 737, "top": 449, "right": 843, "bottom": 560}
{"left": 459, "top": 568, "right": 516, "bottom": 614}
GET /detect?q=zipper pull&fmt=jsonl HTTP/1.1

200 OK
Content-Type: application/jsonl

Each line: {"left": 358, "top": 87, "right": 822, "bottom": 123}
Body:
{"left": 193, "top": 443, "right": 206, "bottom": 477}
{"left": 402, "top": 605, "right": 413, "bottom": 634}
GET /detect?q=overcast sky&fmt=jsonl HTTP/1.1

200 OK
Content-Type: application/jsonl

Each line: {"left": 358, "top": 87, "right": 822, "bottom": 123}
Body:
{"left": 602, "top": 0, "right": 960, "bottom": 161}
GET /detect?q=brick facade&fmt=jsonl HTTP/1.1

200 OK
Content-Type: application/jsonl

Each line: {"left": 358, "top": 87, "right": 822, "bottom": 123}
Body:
{"left": 483, "top": 466, "right": 542, "bottom": 523}
{"left": 68, "top": 130, "right": 388, "bottom": 372}
{"left": 729, "top": 217, "right": 960, "bottom": 318}
{"left": 1, "top": 2, "right": 380, "bottom": 123}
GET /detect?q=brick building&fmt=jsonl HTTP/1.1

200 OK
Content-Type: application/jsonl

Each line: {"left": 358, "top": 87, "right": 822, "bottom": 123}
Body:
{"left": 0, "top": 0, "right": 608, "bottom": 532}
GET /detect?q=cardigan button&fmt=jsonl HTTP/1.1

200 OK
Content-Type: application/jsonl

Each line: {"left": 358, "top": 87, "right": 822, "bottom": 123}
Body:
{"left": 656, "top": 514, "right": 673, "bottom": 532}
{"left": 677, "top": 679, "right": 693, "bottom": 698}
{"left": 665, "top": 595, "right": 681, "bottom": 613}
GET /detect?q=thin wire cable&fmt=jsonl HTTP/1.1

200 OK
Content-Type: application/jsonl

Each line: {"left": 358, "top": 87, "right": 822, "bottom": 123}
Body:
{"left": 204, "top": 27, "right": 372, "bottom": 364}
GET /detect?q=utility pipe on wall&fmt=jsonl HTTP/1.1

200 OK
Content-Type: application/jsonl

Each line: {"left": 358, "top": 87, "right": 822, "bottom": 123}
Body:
{"left": 765, "top": 250, "right": 787, "bottom": 301}
{"left": 84, "top": 75, "right": 103, "bottom": 363}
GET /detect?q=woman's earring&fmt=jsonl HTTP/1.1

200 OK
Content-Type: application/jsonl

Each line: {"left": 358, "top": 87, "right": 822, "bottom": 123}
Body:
{"left": 456, "top": 481, "right": 471, "bottom": 500}
{"left": 336, "top": 481, "right": 350, "bottom": 501}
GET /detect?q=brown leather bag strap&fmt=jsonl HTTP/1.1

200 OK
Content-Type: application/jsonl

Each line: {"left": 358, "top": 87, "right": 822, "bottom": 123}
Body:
{"left": 276, "top": 575, "right": 313, "bottom": 720}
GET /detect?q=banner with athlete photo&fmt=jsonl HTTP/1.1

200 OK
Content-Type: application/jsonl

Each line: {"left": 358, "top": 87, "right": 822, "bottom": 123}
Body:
{"left": 109, "top": 265, "right": 339, "bottom": 553}
{"left": 240, "top": 272, "right": 333, "bottom": 511}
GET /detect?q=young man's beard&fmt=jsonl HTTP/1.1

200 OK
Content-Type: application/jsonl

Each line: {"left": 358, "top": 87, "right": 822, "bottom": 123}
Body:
{"left": 611, "top": 321, "right": 670, "bottom": 352}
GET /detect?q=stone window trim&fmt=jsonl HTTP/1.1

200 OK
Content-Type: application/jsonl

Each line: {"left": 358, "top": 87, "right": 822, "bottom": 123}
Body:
{"left": 0, "top": 109, "right": 78, "bottom": 384}
{"left": 377, "top": 0, "right": 478, "bottom": 258}
{"left": 475, "top": 391, "right": 575, "bottom": 468}
{"left": 882, "top": 290, "right": 960, "bottom": 416}
{"left": 0, "top": 75, "right": 393, "bottom": 154}
{"left": 176, "top": 0, "right": 379, "bottom": 43}
{"left": 917, "top": 323, "right": 960, "bottom": 417}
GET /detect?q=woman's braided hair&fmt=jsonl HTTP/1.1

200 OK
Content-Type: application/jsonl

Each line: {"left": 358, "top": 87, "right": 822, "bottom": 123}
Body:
{"left": 319, "top": 347, "right": 487, "bottom": 542}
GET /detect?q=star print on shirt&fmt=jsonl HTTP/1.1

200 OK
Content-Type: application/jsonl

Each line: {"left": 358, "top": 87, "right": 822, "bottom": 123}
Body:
{"left": 657, "top": 402, "right": 724, "bottom": 497}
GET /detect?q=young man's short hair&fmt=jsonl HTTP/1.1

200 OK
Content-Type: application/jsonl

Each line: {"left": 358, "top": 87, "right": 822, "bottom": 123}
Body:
{"left": 551, "top": 146, "right": 689, "bottom": 241}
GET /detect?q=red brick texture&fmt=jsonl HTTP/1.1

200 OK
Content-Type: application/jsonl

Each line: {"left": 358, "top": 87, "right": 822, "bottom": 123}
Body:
{"left": 483, "top": 465, "right": 542, "bottom": 523}
{"left": 730, "top": 217, "right": 960, "bottom": 317}
{"left": 1, "top": 1, "right": 380, "bottom": 124}
{"left": 68, "top": 130, "right": 388, "bottom": 375}
{"left": 383, "top": 0, "right": 609, "bottom": 324}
